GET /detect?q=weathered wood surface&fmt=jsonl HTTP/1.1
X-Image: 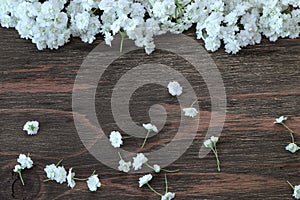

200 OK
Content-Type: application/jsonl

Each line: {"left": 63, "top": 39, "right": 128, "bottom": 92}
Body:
{"left": 1, "top": 27, "right": 300, "bottom": 200}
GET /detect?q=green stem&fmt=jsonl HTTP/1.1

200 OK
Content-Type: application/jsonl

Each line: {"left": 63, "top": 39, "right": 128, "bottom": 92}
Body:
{"left": 18, "top": 172, "right": 25, "bottom": 186}
{"left": 287, "top": 180, "right": 294, "bottom": 189}
{"left": 141, "top": 130, "right": 151, "bottom": 149}
{"left": 122, "top": 136, "right": 132, "bottom": 139}
{"left": 281, "top": 122, "right": 294, "bottom": 133}
{"left": 290, "top": 132, "right": 295, "bottom": 143}
{"left": 43, "top": 178, "right": 51, "bottom": 182}
{"left": 146, "top": 183, "right": 163, "bottom": 196}
{"left": 119, "top": 31, "right": 126, "bottom": 53}
{"left": 190, "top": 99, "right": 198, "bottom": 107}
{"left": 145, "top": 162, "right": 155, "bottom": 170}
{"left": 117, "top": 152, "right": 123, "bottom": 160}
{"left": 56, "top": 159, "right": 63, "bottom": 166}
{"left": 211, "top": 147, "right": 221, "bottom": 172}
{"left": 164, "top": 174, "right": 168, "bottom": 194}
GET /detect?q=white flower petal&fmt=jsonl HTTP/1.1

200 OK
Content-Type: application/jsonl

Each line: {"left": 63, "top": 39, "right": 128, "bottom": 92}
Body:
{"left": 168, "top": 81, "right": 182, "bottom": 96}
{"left": 138, "top": 174, "right": 152, "bottom": 187}
{"left": 87, "top": 175, "right": 101, "bottom": 192}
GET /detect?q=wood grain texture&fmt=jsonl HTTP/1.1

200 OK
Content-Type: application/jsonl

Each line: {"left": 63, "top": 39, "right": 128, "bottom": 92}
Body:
{"left": 1, "top": 27, "right": 300, "bottom": 200}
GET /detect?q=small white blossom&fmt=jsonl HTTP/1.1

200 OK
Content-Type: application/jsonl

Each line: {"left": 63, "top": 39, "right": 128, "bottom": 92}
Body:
{"left": 54, "top": 166, "right": 67, "bottom": 184}
{"left": 153, "top": 164, "right": 161, "bottom": 173}
{"left": 132, "top": 153, "right": 148, "bottom": 170}
{"left": 13, "top": 164, "right": 22, "bottom": 173}
{"left": 23, "top": 121, "right": 39, "bottom": 135}
{"left": 293, "top": 185, "right": 300, "bottom": 199}
{"left": 17, "top": 154, "right": 33, "bottom": 169}
{"left": 168, "top": 81, "right": 182, "bottom": 96}
{"left": 138, "top": 174, "right": 152, "bottom": 187}
{"left": 204, "top": 139, "right": 213, "bottom": 148}
{"left": 210, "top": 136, "right": 219, "bottom": 144}
{"left": 44, "top": 164, "right": 57, "bottom": 180}
{"left": 87, "top": 175, "right": 101, "bottom": 192}
{"left": 161, "top": 192, "right": 176, "bottom": 200}
{"left": 67, "top": 168, "right": 76, "bottom": 189}
{"left": 143, "top": 123, "right": 158, "bottom": 133}
{"left": 285, "top": 143, "right": 300, "bottom": 153}
{"left": 183, "top": 107, "right": 198, "bottom": 118}
{"left": 274, "top": 116, "right": 288, "bottom": 124}
{"left": 118, "top": 159, "right": 131, "bottom": 173}
{"left": 109, "top": 131, "right": 123, "bottom": 148}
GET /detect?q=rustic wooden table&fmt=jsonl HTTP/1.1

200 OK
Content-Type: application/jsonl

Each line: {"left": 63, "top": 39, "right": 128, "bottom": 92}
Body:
{"left": 1, "top": 27, "right": 300, "bottom": 200}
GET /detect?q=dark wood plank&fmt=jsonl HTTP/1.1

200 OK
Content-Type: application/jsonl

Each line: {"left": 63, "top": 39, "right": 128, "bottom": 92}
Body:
{"left": 1, "top": 27, "right": 300, "bottom": 200}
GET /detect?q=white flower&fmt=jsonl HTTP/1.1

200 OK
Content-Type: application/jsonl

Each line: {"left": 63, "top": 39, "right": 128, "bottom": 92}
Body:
{"left": 44, "top": 164, "right": 57, "bottom": 180}
{"left": 153, "top": 164, "right": 161, "bottom": 173}
{"left": 143, "top": 123, "right": 158, "bottom": 133}
{"left": 118, "top": 159, "right": 131, "bottom": 173}
{"left": 67, "top": 168, "right": 76, "bottom": 189}
{"left": 274, "top": 116, "right": 288, "bottom": 124}
{"left": 168, "top": 81, "right": 182, "bottom": 96}
{"left": 109, "top": 131, "right": 123, "bottom": 148}
{"left": 138, "top": 174, "right": 152, "bottom": 187}
{"left": 132, "top": 153, "right": 148, "bottom": 170}
{"left": 161, "top": 192, "right": 175, "bottom": 200}
{"left": 293, "top": 185, "right": 300, "bottom": 199}
{"left": 54, "top": 166, "right": 67, "bottom": 184}
{"left": 210, "top": 136, "right": 219, "bottom": 144}
{"left": 285, "top": 143, "right": 300, "bottom": 153}
{"left": 13, "top": 164, "right": 22, "bottom": 173}
{"left": 23, "top": 121, "right": 39, "bottom": 135}
{"left": 17, "top": 154, "right": 33, "bottom": 169}
{"left": 87, "top": 175, "right": 101, "bottom": 192}
{"left": 204, "top": 139, "right": 213, "bottom": 148}
{"left": 183, "top": 107, "right": 198, "bottom": 118}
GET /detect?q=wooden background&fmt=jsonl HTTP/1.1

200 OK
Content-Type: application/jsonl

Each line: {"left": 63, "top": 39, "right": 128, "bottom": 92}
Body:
{"left": 1, "top": 27, "right": 300, "bottom": 200}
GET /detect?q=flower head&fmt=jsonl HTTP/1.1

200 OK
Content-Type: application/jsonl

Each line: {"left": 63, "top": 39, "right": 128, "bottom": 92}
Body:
{"left": 87, "top": 175, "right": 101, "bottom": 192}
{"left": 44, "top": 164, "right": 57, "bottom": 180}
{"left": 153, "top": 164, "right": 161, "bottom": 173}
{"left": 274, "top": 116, "right": 287, "bottom": 124}
{"left": 132, "top": 153, "right": 148, "bottom": 170}
{"left": 13, "top": 164, "right": 22, "bottom": 173}
{"left": 23, "top": 121, "right": 39, "bottom": 135}
{"left": 293, "top": 185, "right": 300, "bottom": 199}
{"left": 161, "top": 192, "right": 175, "bottom": 200}
{"left": 183, "top": 107, "right": 198, "bottom": 118}
{"left": 109, "top": 131, "right": 123, "bottom": 148}
{"left": 285, "top": 143, "right": 300, "bottom": 153}
{"left": 54, "top": 166, "right": 67, "bottom": 184}
{"left": 139, "top": 174, "right": 152, "bottom": 187}
{"left": 118, "top": 159, "right": 131, "bottom": 173}
{"left": 168, "top": 81, "right": 182, "bottom": 96}
{"left": 204, "top": 139, "right": 213, "bottom": 148}
{"left": 210, "top": 136, "right": 219, "bottom": 144}
{"left": 17, "top": 154, "right": 33, "bottom": 169}
{"left": 67, "top": 168, "right": 76, "bottom": 188}
{"left": 143, "top": 123, "right": 158, "bottom": 133}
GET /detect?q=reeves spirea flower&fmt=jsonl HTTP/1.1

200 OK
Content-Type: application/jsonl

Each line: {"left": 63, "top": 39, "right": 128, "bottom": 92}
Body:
{"left": 153, "top": 164, "right": 161, "bottom": 173}
{"left": 109, "top": 131, "right": 123, "bottom": 148}
{"left": 118, "top": 159, "right": 132, "bottom": 173}
{"left": 139, "top": 174, "right": 153, "bottom": 187}
{"left": 274, "top": 116, "right": 288, "bottom": 124}
{"left": 17, "top": 154, "right": 33, "bottom": 169}
{"left": 161, "top": 192, "right": 175, "bottom": 200}
{"left": 183, "top": 107, "right": 198, "bottom": 118}
{"left": 67, "top": 168, "right": 76, "bottom": 189}
{"left": 132, "top": 153, "right": 148, "bottom": 170}
{"left": 293, "top": 185, "right": 300, "bottom": 199}
{"left": 285, "top": 143, "right": 300, "bottom": 153}
{"left": 87, "top": 175, "right": 101, "bottom": 192}
{"left": 13, "top": 165, "right": 22, "bottom": 173}
{"left": 54, "top": 166, "right": 67, "bottom": 184}
{"left": 44, "top": 164, "right": 57, "bottom": 180}
{"left": 23, "top": 121, "right": 39, "bottom": 135}
{"left": 168, "top": 81, "right": 182, "bottom": 96}
{"left": 204, "top": 136, "right": 221, "bottom": 171}
{"left": 143, "top": 123, "right": 158, "bottom": 133}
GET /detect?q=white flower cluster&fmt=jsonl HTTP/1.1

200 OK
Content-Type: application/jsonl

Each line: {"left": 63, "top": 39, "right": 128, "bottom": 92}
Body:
{"left": 23, "top": 120, "right": 39, "bottom": 135}
{"left": 274, "top": 116, "right": 300, "bottom": 153}
{"left": 13, "top": 154, "right": 33, "bottom": 185}
{"left": 44, "top": 161, "right": 101, "bottom": 191}
{"left": 1, "top": 0, "right": 300, "bottom": 54}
